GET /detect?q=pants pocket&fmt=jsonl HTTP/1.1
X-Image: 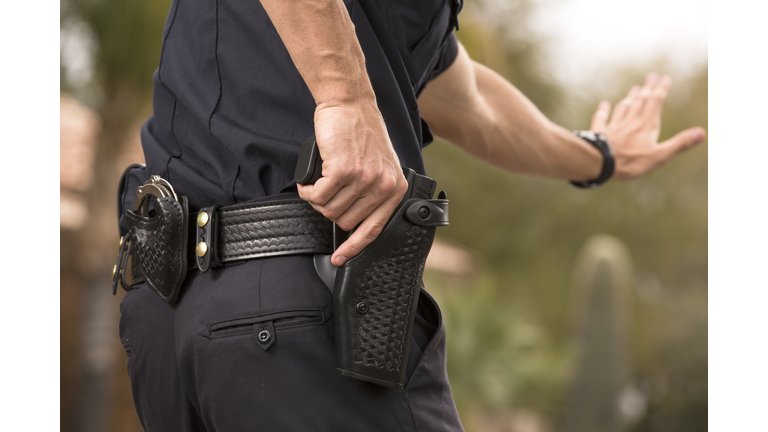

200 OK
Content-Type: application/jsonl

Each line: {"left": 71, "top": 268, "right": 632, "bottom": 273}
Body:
{"left": 405, "top": 288, "right": 441, "bottom": 382}
{"left": 206, "top": 308, "right": 328, "bottom": 351}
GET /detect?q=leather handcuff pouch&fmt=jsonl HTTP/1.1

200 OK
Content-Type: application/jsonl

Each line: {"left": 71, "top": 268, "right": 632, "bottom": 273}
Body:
{"left": 113, "top": 176, "right": 189, "bottom": 304}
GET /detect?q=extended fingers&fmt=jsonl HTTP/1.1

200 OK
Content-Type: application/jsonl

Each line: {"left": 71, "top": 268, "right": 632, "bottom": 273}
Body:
{"left": 640, "top": 74, "right": 672, "bottom": 121}
{"left": 631, "top": 73, "right": 660, "bottom": 119}
{"left": 656, "top": 127, "right": 706, "bottom": 163}
{"left": 610, "top": 73, "right": 673, "bottom": 129}
{"left": 591, "top": 101, "right": 611, "bottom": 132}
{"left": 611, "top": 85, "right": 641, "bottom": 124}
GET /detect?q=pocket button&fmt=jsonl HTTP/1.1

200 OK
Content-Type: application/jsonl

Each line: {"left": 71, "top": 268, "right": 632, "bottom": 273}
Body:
{"left": 258, "top": 330, "right": 271, "bottom": 343}
{"left": 254, "top": 321, "right": 276, "bottom": 351}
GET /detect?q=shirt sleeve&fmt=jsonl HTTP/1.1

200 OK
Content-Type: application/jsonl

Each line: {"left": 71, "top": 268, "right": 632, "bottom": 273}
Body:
{"left": 427, "top": 33, "right": 459, "bottom": 82}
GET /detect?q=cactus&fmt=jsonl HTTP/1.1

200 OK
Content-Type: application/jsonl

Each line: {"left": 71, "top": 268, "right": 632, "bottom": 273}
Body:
{"left": 563, "top": 235, "right": 634, "bottom": 432}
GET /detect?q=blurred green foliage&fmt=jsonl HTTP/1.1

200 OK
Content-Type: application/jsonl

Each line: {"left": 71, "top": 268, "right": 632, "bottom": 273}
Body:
{"left": 422, "top": 1, "right": 707, "bottom": 430}
{"left": 62, "top": 0, "right": 172, "bottom": 137}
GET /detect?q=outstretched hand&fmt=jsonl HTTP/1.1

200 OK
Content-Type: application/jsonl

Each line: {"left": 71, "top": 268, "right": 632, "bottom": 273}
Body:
{"left": 590, "top": 73, "right": 706, "bottom": 180}
{"left": 297, "top": 99, "right": 408, "bottom": 267}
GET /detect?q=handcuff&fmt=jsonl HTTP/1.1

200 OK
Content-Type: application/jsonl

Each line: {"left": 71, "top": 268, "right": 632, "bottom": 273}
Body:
{"left": 132, "top": 175, "right": 179, "bottom": 216}
{"left": 113, "top": 175, "right": 179, "bottom": 294}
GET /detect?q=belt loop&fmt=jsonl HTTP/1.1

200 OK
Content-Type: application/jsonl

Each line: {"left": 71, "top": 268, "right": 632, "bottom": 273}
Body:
{"left": 196, "top": 205, "right": 222, "bottom": 272}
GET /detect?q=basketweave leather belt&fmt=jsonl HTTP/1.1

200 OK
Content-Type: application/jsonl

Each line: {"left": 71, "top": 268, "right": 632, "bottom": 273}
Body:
{"left": 112, "top": 176, "right": 337, "bottom": 303}
{"left": 188, "top": 198, "right": 335, "bottom": 273}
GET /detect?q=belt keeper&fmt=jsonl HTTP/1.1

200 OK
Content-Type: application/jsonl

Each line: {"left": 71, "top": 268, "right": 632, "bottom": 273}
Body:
{"left": 196, "top": 205, "right": 222, "bottom": 272}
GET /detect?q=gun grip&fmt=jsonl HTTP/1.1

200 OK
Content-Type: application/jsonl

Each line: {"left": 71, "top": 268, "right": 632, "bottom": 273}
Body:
{"left": 295, "top": 135, "right": 323, "bottom": 185}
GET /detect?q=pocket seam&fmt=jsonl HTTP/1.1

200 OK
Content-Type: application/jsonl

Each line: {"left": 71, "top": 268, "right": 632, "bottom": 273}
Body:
{"left": 275, "top": 320, "right": 326, "bottom": 332}
{"left": 204, "top": 308, "right": 326, "bottom": 339}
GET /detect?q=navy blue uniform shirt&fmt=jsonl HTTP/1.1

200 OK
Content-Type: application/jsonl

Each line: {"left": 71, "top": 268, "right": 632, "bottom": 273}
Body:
{"left": 140, "top": 0, "right": 461, "bottom": 211}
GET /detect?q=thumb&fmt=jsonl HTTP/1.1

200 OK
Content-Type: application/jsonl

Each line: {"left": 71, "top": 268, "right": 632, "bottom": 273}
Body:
{"left": 658, "top": 127, "right": 706, "bottom": 160}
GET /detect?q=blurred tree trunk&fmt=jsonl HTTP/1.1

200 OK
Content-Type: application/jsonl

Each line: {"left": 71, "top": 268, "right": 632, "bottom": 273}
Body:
{"left": 62, "top": 0, "right": 171, "bottom": 430}
{"left": 61, "top": 229, "right": 85, "bottom": 431}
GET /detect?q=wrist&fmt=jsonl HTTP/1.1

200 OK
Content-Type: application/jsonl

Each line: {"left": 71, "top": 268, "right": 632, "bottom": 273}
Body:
{"left": 312, "top": 66, "right": 377, "bottom": 108}
{"left": 315, "top": 92, "right": 378, "bottom": 113}
{"left": 569, "top": 131, "right": 615, "bottom": 188}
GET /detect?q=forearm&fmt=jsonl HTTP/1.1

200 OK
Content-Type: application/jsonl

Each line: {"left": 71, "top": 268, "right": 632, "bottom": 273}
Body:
{"left": 259, "top": 0, "right": 375, "bottom": 106}
{"left": 421, "top": 47, "right": 602, "bottom": 181}
{"left": 260, "top": 0, "right": 407, "bottom": 266}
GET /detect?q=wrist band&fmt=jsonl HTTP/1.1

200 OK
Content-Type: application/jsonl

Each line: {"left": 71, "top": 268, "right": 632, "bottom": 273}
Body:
{"left": 569, "top": 131, "right": 615, "bottom": 189}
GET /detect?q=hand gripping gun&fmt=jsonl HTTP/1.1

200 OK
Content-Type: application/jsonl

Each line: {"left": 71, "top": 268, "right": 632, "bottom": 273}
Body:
{"left": 295, "top": 135, "right": 449, "bottom": 389}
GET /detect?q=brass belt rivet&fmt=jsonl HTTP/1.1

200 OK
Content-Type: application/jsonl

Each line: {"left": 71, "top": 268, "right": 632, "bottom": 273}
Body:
{"left": 197, "top": 212, "right": 209, "bottom": 227}
{"left": 112, "top": 265, "right": 117, "bottom": 279}
{"left": 196, "top": 242, "right": 208, "bottom": 257}
{"left": 118, "top": 236, "right": 124, "bottom": 250}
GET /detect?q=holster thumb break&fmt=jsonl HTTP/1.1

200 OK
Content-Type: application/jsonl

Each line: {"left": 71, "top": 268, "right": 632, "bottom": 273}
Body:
{"left": 333, "top": 197, "right": 448, "bottom": 388}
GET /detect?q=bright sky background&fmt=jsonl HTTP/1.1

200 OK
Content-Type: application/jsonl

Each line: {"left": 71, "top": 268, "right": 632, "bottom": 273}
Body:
{"left": 529, "top": 0, "right": 708, "bottom": 87}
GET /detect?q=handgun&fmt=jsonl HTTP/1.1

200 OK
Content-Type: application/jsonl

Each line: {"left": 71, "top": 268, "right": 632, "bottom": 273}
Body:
{"left": 295, "top": 134, "right": 449, "bottom": 389}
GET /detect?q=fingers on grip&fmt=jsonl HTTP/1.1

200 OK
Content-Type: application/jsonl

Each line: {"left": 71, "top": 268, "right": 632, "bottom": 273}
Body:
{"left": 331, "top": 178, "right": 406, "bottom": 266}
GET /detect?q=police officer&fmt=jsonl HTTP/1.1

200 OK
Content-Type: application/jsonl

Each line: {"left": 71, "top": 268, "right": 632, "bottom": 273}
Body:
{"left": 118, "top": 0, "right": 705, "bottom": 430}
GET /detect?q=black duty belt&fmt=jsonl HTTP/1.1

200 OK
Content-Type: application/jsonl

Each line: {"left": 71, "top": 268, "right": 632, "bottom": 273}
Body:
{"left": 188, "top": 199, "right": 334, "bottom": 272}
{"left": 112, "top": 175, "right": 335, "bottom": 303}
{"left": 113, "top": 157, "right": 451, "bottom": 390}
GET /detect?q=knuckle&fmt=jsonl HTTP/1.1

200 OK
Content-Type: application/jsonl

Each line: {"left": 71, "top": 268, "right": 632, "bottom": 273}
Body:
{"left": 378, "top": 175, "right": 396, "bottom": 195}
{"left": 337, "top": 166, "right": 355, "bottom": 181}
{"left": 395, "top": 178, "right": 408, "bottom": 196}
{"left": 344, "top": 243, "right": 362, "bottom": 257}
{"left": 313, "top": 193, "right": 329, "bottom": 206}
{"left": 360, "top": 169, "right": 376, "bottom": 187}
{"left": 305, "top": 192, "right": 319, "bottom": 205}
{"left": 337, "top": 220, "right": 356, "bottom": 232}
{"left": 365, "top": 222, "right": 385, "bottom": 241}
{"left": 297, "top": 187, "right": 309, "bottom": 201}
{"left": 322, "top": 207, "right": 340, "bottom": 221}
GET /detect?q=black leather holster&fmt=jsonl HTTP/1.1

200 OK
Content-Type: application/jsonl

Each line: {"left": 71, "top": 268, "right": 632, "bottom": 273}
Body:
{"left": 333, "top": 196, "right": 448, "bottom": 389}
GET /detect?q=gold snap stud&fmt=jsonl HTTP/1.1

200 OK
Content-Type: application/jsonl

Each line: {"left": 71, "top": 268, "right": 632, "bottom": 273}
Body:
{"left": 197, "top": 212, "right": 209, "bottom": 227}
{"left": 196, "top": 242, "right": 208, "bottom": 257}
{"left": 118, "top": 236, "right": 124, "bottom": 250}
{"left": 112, "top": 265, "right": 117, "bottom": 279}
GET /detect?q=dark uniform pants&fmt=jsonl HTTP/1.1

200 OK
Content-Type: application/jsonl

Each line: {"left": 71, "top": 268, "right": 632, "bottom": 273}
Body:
{"left": 119, "top": 255, "right": 464, "bottom": 431}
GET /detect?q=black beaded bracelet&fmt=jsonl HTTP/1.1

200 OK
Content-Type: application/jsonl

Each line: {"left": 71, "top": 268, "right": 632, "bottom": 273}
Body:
{"left": 569, "top": 131, "right": 615, "bottom": 189}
